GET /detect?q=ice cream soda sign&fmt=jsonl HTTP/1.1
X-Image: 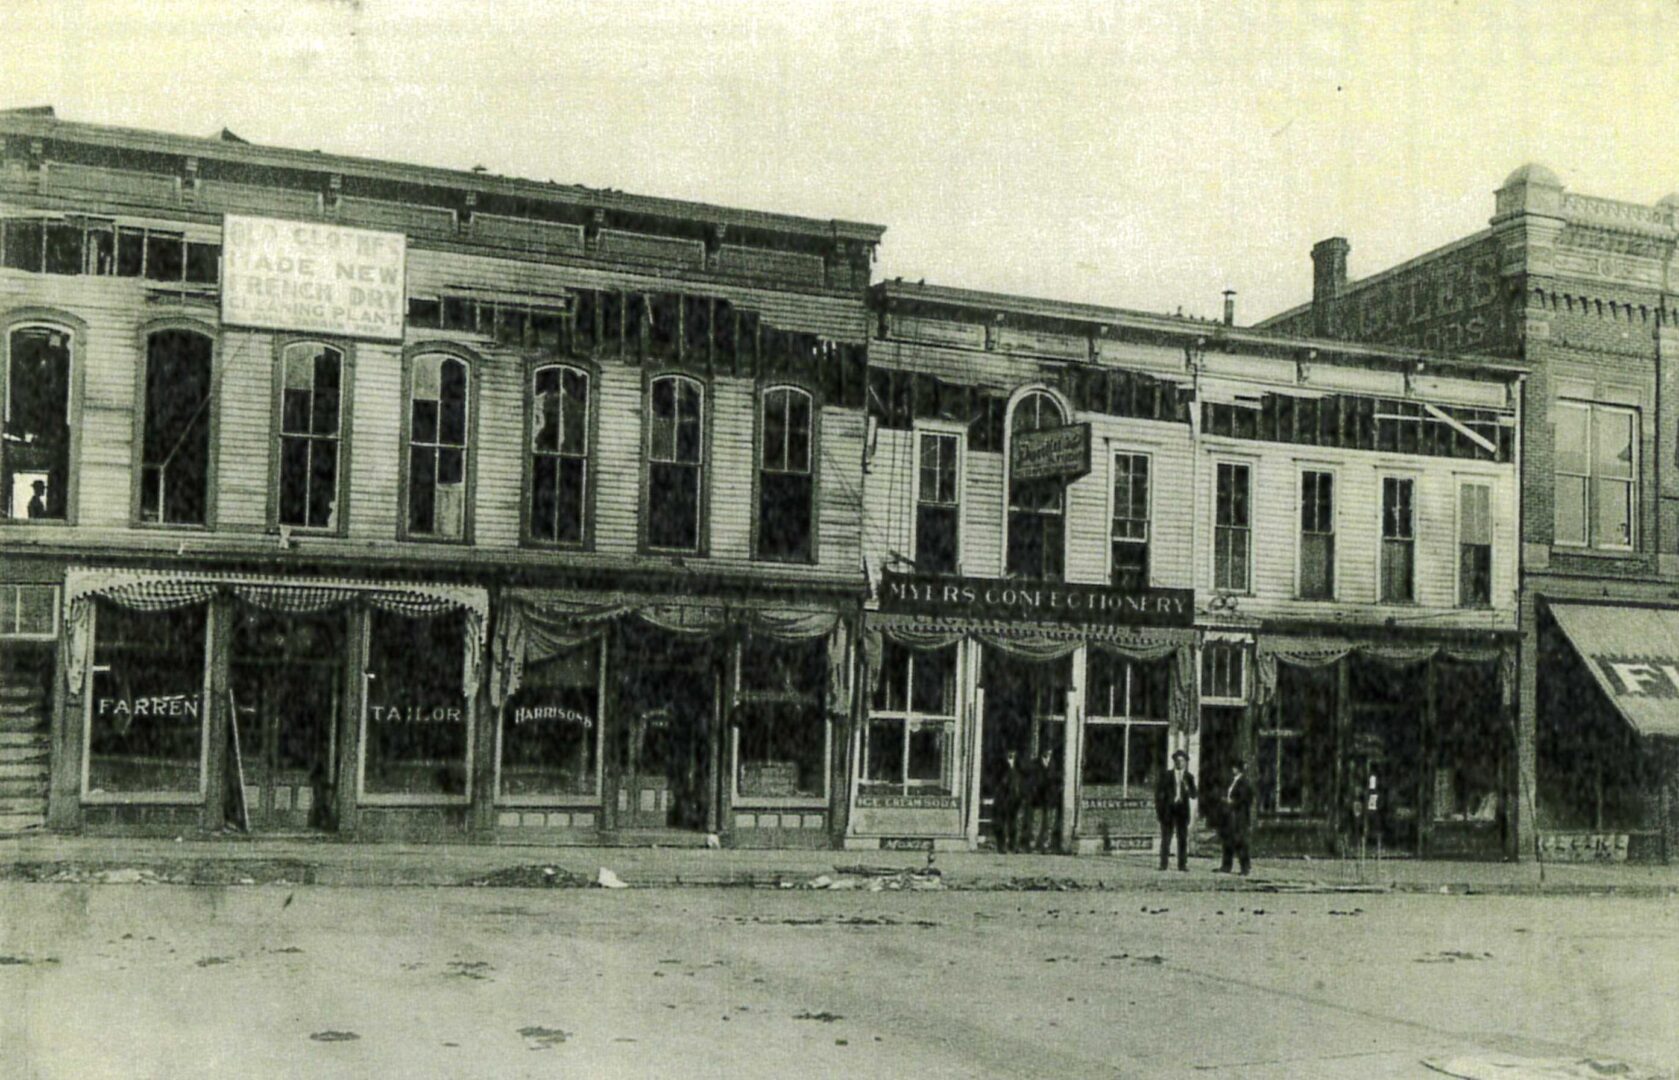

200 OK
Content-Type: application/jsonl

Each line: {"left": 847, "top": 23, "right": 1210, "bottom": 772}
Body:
{"left": 221, "top": 215, "right": 407, "bottom": 341}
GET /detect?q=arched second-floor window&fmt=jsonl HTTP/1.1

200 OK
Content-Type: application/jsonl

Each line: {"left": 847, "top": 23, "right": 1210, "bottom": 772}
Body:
{"left": 139, "top": 329, "right": 213, "bottom": 526}
{"left": 277, "top": 342, "right": 345, "bottom": 531}
{"left": 405, "top": 351, "right": 471, "bottom": 541}
{"left": 646, "top": 373, "right": 704, "bottom": 552}
{"left": 529, "top": 363, "right": 591, "bottom": 545}
{"left": 1005, "top": 389, "right": 1066, "bottom": 579}
{"left": 2, "top": 324, "right": 72, "bottom": 521}
{"left": 757, "top": 385, "right": 814, "bottom": 562}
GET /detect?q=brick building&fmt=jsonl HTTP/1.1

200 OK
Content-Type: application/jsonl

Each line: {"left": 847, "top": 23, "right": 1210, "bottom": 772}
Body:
{"left": 1260, "top": 166, "right": 1679, "bottom": 862}
{"left": 0, "top": 107, "right": 881, "bottom": 846}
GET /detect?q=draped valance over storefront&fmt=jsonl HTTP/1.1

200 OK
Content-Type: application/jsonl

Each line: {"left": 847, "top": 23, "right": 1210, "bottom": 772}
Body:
{"left": 1254, "top": 633, "right": 1516, "bottom": 707}
{"left": 863, "top": 613, "right": 1200, "bottom": 733}
{"left": 64, "top": 567, "right": 489, "bottom": 697}
{"left": 489, "top": 589, "right": 852, "bottom": 717}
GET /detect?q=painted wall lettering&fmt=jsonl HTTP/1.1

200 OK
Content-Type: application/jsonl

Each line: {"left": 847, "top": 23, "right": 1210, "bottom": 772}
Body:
{"left": 370, "top": 704, "right": 465, "bottom": 725}
{"left": 221, "top": 215, "right": 407, "bottom": 341}
{"left": 96, "top": 695, "right": 200, "bottom": 719}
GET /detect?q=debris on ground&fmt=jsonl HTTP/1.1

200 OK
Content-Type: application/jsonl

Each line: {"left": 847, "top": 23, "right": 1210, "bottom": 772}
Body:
{"left": 793, "top": 1011, "right": 844, "bottom": 1023}
{"left": 308, "top": 1031, "right": 360, "bottom": 1042}
{"left": 461, "top": 865, "right": 588, "bottom": 889}
{"left": 1423, "top": 1054, "right": 1671, "bottom": 1079}
{"left": 597, "top": 867, "right": 629, "bottom": 890}
{"left": 803, "top": 867, "right": 944, "bottom": 892}
{"left": 1415, "top": 951, "right": 1494, "bottom": 963}
{"left": 517, "top": 1025, "right": 571, "bottom": 1049}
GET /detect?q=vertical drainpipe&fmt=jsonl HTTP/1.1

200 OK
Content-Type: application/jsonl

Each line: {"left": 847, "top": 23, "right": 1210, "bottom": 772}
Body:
{"left": 1187, "top": 336, "right": 1204, "bottom": 765}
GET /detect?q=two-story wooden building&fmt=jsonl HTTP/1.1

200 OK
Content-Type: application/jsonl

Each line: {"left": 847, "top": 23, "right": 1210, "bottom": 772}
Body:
{"left": 1260, "top": 166, "right": 1679, "bottom": 862}
{"left": 0, "top": 107, "right": 883, "bottom": 847}
{"left": 855, "top": 282, "right": 1524, "bottom": 860}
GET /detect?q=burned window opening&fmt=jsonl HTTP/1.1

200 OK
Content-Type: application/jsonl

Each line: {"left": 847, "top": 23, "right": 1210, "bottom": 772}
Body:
{"left": 139, "top": 330, "right": 213, "bottom": 526}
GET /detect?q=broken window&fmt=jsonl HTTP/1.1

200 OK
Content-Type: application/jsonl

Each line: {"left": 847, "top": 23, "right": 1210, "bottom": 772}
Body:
{"left": 500, "top": 641, "right": 600, "bottom": 798}
{"left": 407, "top": 297, "right": 442, "bottom": 328}
{"left": 865, "top": 640, "right": 956, "bottom": 795}
{"left": 2, "top": 220, "right": 44, "bottom": 272}
{"left": 915, "top": 429, "right": 962, "bottom": 574}
{"left": 757, "top": 386, "right": 813, "bottom": 562}
{"left": 646, "top": 374, "right": 704, "bottom": 551}
{"left": 278, "top": 343, "right": 343, "bottom": 530}
{"left": 144, "top": 232, "right": 185, "bottom": 282}
{"left": 86, "top": 601, "right": 207, "bottom": 797}
{"left": 734, "top": 636, "right": 828, "bottom": 801}
{"left": 1006, "top": 391, "right": 1066, "bottom": 580}
{"left": 406, "top": 353, "right": 470, "bottom": 540}
{"left": 2, "top": 326, "right": 72, "bottom": 520}
{"left": 364, "top": 608, "right": 469, "bottom": 797}
{"left": 43, "top": 222, "right": 83, "bottom": 275}
{"left": 139, "top": 330, "right": 213, "bottom": 525}
{"left": 529, "top": 364, "right": 590, "bottom": 544}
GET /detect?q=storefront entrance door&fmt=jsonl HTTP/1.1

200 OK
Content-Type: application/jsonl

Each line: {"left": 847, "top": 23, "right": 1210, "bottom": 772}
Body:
{"left": 228, "top": 610, "right": 346, "bottom": 833}
{"left": 615, "top": 627, "right": 714, "bottom": 831}
{"left": 979, "top": 650, "right": 1068, "bottom": 847}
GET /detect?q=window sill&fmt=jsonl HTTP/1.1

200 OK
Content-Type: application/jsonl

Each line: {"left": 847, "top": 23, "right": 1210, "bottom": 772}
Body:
{"left": 397, "top": 533, "right": 472, "bottom": 547}
{"left": 1551, "top": 545, "right": 1641, "bottom": 561}
{"left": 733, "top": 796, "right": 827, "bottom": 809}
{"left": 358, "top": 794, "right": 472, "bottom": 807}
{"left": 519, "top": 538, "right": 593, "bottom": 553}
{"left": 82, "top": 792, "right": 204, "bottom": 806}
{"left": 497, "top": 794, "right": 601, "bottom": 808}
{"left": 0, "top": 519, "right": 74, "bottom": 527}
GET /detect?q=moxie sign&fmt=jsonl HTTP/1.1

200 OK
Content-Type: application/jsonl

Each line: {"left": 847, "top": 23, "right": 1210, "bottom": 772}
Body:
{"left": 1011, "top": 423, "right": 1092, "bottom": 483}
{"left": 880, "top": 573, "right": 1193, "bottom": 628}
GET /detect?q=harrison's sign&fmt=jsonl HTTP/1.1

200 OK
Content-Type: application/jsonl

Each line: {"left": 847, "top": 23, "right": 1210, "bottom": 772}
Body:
{"left": 1011, "top": 423, "right": 1092, "bottom": 483}
{"left": 880, "top": 573, "right": 1192, "bottom": 628}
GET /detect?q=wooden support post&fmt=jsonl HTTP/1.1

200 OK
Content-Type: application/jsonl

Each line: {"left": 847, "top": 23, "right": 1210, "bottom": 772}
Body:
{"left": 201, "top": 596, "right": 231, "bottom": 833}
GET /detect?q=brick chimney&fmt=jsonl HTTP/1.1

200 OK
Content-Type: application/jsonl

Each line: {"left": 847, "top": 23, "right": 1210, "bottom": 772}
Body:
{"left": 1222, "top": 289, "right": 1236, "bottom": 327}
{"left": 1310, "top": 237, "right": 1349, "bottom": 337}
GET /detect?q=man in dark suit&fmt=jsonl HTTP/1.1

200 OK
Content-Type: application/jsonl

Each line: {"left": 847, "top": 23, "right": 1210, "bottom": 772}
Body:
{"left": 1027, "top": 746, "right": 1060, "bottom": 854}
{"left": 994, "top": 749, "right": 1026, "bottom": 853}
{"left": 1155, "top": 749, "right": 1197, "bottom": 871}
{"left": 1217, "top": 760, "right": 1254, "bottom": 876}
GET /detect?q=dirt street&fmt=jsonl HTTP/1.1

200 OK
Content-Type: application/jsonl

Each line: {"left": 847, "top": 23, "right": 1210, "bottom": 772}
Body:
{"left": 1, "top": 883, "right": 1674, "bottom": 1079}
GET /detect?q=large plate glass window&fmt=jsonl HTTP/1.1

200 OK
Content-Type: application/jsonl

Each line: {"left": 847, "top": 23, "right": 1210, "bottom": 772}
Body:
{"left": 364, "top": 609, "right": 469, "bottom": 798}
{"left": 865, "top": 641, "right": 956, "bottom": 794}
{"left": 529, "top": 364, "right": 590, "bottom": 544}
{"left": 1083, "top": 651, "right": 1169, "bottom": 797}
{"left": 500, "top": 641, "right": 600, "bottom": 798}
{"left": 733, "top": 635, "right": 828, "bottom": 801}
{"left": 86, "top": 602, "right": 207, "bottom": 797}
{"left": 2, "top": 326, "right": 71, "bottom": 520}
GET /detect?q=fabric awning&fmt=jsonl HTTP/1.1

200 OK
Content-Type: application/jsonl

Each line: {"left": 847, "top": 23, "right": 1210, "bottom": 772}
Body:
{"left": 1550, "top": 603, "right": 1679, "bottom": 737}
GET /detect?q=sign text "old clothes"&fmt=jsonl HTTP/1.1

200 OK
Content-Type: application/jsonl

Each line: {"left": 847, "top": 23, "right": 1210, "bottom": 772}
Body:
{"left": 221, "top": 215, "right": 407, "bottom": 341}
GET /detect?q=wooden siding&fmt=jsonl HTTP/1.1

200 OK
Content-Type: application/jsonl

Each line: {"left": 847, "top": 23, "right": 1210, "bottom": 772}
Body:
{"left": 215, "top": 330, "right": 274, "bottom": 531}
{"left": 346, "top": 342, "right": 403, "bottom": 540}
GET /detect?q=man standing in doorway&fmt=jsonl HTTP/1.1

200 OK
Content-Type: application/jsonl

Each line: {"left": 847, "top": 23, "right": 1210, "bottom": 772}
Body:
{"left": 1155, "top": 749, "right": 1197, "bottom": 871}
{"left": 995, "top": 749, "right": 1026, "bottom": 854}
{"left": 1028, "top": 745, "right": 1060, "bottom": 854}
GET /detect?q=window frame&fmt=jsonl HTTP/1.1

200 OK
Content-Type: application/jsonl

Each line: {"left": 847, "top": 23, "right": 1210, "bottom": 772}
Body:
{"left": 863, "top": 640, "right": 960, "bottom": 796}
{"left": 357, "top": 606, "right": 475, "bottom": 807}
{"left": 397, "top": 343, "right": 483, "bottom": 545}
{"left": 1553, "top": 398, "right": 1638, "bottom": 552}
{"left": 729, "top": 636, "right": 832, "bottom": 809}
{"left": 269, "top": 337, "right": 355, "bottom": 537}
{"left": 1296, "top": 465, "right": 1337, "bottom": 601}
{"left": 752, "top": 381, "right": 820, "bottom": 565}
{"left": 0, "top": 309, "right": 85, "bottom": 527}
{"left": 131, "top": 319, "right": 219, "bottom": 530}
{"left": 494, "top": 636, "right": 607, "bottom": 807}
{"left": 1108, "top": 448, "right": 1153, "bottom": 589}
{"left": 521, "top": 358, "right": 599, "bottom": 550}
{"left": 1083, "top": 651, "right": 1170, "bottom": 799}
{"left": 911, "top": 420, "right": 966, "bottom": 575}
{"left": 640, "top": 370, "right": 711, "bottom": 556}
{"left": 1212, "top": 458, "right": 1253, "bottom": 594}
{"left": 1199, "top": 639, "right": 1249, "bottom": 705}
{"left": 1003, "top": 386, "right": 1071, "bottom": 581}
{"left": 0, "top": 583, "right": 61, "bottom": 639}
{"left": 1378, "top": 473, "right": 1418, "bottom": 604}
{"left": 1456, "top": 477, "right": 1495, "bottom": 608}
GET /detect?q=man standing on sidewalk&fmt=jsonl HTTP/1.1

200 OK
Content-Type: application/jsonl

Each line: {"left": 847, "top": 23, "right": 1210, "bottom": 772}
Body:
{"left": 1216, "top": 760, "right": 1253, "bottom": 876}
{"left": 1155, "top": 749, "right": 1197, "bottom": 871}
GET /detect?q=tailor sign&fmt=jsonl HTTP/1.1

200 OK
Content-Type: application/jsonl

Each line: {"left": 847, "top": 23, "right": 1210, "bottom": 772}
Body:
{"left": 879, "top": 572, "right": 1193, "bottom": 628}
{"left": 1011, "top": 423, "right": 1092, "bottom": 483}
{"left": 221, "top": 215, "right": 407, "bottom": 341}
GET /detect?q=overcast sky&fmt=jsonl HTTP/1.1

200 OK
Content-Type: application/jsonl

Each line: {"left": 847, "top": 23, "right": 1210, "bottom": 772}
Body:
{"left": 3, "top": 0, "right": 1676, "bottom": 322}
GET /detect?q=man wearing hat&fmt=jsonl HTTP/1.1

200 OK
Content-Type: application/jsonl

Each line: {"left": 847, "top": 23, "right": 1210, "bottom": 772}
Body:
{"left": 26, "top": 479, "right": 47, "bottom": 519}
{"left": 1154, "top": 748, "right": 1197, "bottom": 871}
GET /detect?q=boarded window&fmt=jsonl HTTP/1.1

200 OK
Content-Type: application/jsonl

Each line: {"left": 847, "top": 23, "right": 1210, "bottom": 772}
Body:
{"left": 139, "top": 330, "right": 213, "bottom": 525}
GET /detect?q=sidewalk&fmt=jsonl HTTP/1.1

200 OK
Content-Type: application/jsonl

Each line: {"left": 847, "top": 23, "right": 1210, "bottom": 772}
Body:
{"left": 3, "top": 833, "right": 1678, "bottom": 895}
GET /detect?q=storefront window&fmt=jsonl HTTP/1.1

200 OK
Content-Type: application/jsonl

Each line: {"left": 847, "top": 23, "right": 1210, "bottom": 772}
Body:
{"left": 1083, "top": 651, "right": 1169, "bottom": 797}
{"left": 1261, "top": 663, "right": 1335, "bottom": 816}
{"left": 865, "top": 640, "right": 956, "bottom": 794}
{"left": 87, "top": 602, "right": 207, "bottom": 796}
{"left": 734, "top": 636, "right": 827, "bottom": 800}
{"left": 500, "top": 641, "right": 600, "bottom": 798}
{"left": 1432, "top": 661, "right": 1502, "bottom": 822}
{"left": 364, "top": 609, "right": 469, "bottom": 798}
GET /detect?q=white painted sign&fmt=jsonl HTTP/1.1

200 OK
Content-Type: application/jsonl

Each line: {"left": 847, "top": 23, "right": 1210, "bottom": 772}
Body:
{"left": 221, "top": 215, "right": 407, "bottom": 341}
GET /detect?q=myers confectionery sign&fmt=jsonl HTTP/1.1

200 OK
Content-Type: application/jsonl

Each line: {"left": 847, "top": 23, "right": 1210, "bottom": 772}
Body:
{"left": 880, "top": 572, "right": 1192, "bottom": 628}
{"left": 221, "top": 215, "right": 407, "bottom": 341}
{"left": 1011, "top": 422, "right": 1092, "bottom": 483}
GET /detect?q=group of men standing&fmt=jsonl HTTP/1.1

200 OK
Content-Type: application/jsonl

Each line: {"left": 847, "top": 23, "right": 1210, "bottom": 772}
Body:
{"left": 1155, "top": 749, "right": 1254, "bottom": 875}
{"left": 992, "top": 747, "right": 1060, "bottom": 854}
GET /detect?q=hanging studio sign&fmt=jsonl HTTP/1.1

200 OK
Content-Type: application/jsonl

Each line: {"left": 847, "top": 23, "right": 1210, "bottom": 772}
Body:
{"left": 1011, "top": 423, "right": 1092, "bottom": 483}
{"left": 221, "top": 214, "right": 407, "bottom": 341}
{"left": 879, "top": 572, "right": 1193, "bottom": 628}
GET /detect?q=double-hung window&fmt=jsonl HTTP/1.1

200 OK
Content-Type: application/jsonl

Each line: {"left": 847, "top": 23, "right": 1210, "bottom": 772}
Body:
{"left": 1298, "top": 470, "right": 1334, "bottom": 600}
{"left": 405, "top": 353, "right": 470, "bottom": 540}
{"left": 1214, "top": 462, "right": 1251, "bottom": 592}
{"left": 277, "top": 343, "right": 343, "bottom": 531}
{"left": 757, "top": 386, "right": 814, "bottom": 562}
{"left": 915, "top": 429, "right": 962, "bottom": 574}
{"left": 647, "top": 374, "right": 704, "bottom": 551}
{"left": 1554, "top": 400, "right": 1636, "bottom": 549}
{"left": 865, "top": 641, "right": 957, "bottom": 795}
{"left": 529, "top": 364, "right": 590, "bottom": 544}
{"left": 139, "top": 330, "right": 213, "bottom": 526}
{"left": 2, "top": 325, "right": 72, "bottom": 521}
{"left": 1110, "top": 452, "right": 1150, "bottom": 589}
{"left": 1458, "top": 482, "right": 1493, "bottom": 607}
{"left": 1006, "top": 391, "right": 1067, "bottom": 580}
{"left": 1380, "top": 477, "right": 1415, "bottom": 603}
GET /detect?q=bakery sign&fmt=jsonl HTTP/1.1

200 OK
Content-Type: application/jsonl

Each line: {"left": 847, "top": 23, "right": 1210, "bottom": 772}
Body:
{"left": 1011, "top": 423, "right": 1092, "bottom": 483}
{"left": 221, "top": 214, "right": 407, "bottom": 341}
{"left": 880, "top": 572, "right": 1193, "bottom": 628}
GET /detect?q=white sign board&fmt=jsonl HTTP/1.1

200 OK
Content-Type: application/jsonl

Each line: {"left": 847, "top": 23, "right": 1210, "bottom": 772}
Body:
{"left": 221, "top": 215, "right": 406, "bottom": 341}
